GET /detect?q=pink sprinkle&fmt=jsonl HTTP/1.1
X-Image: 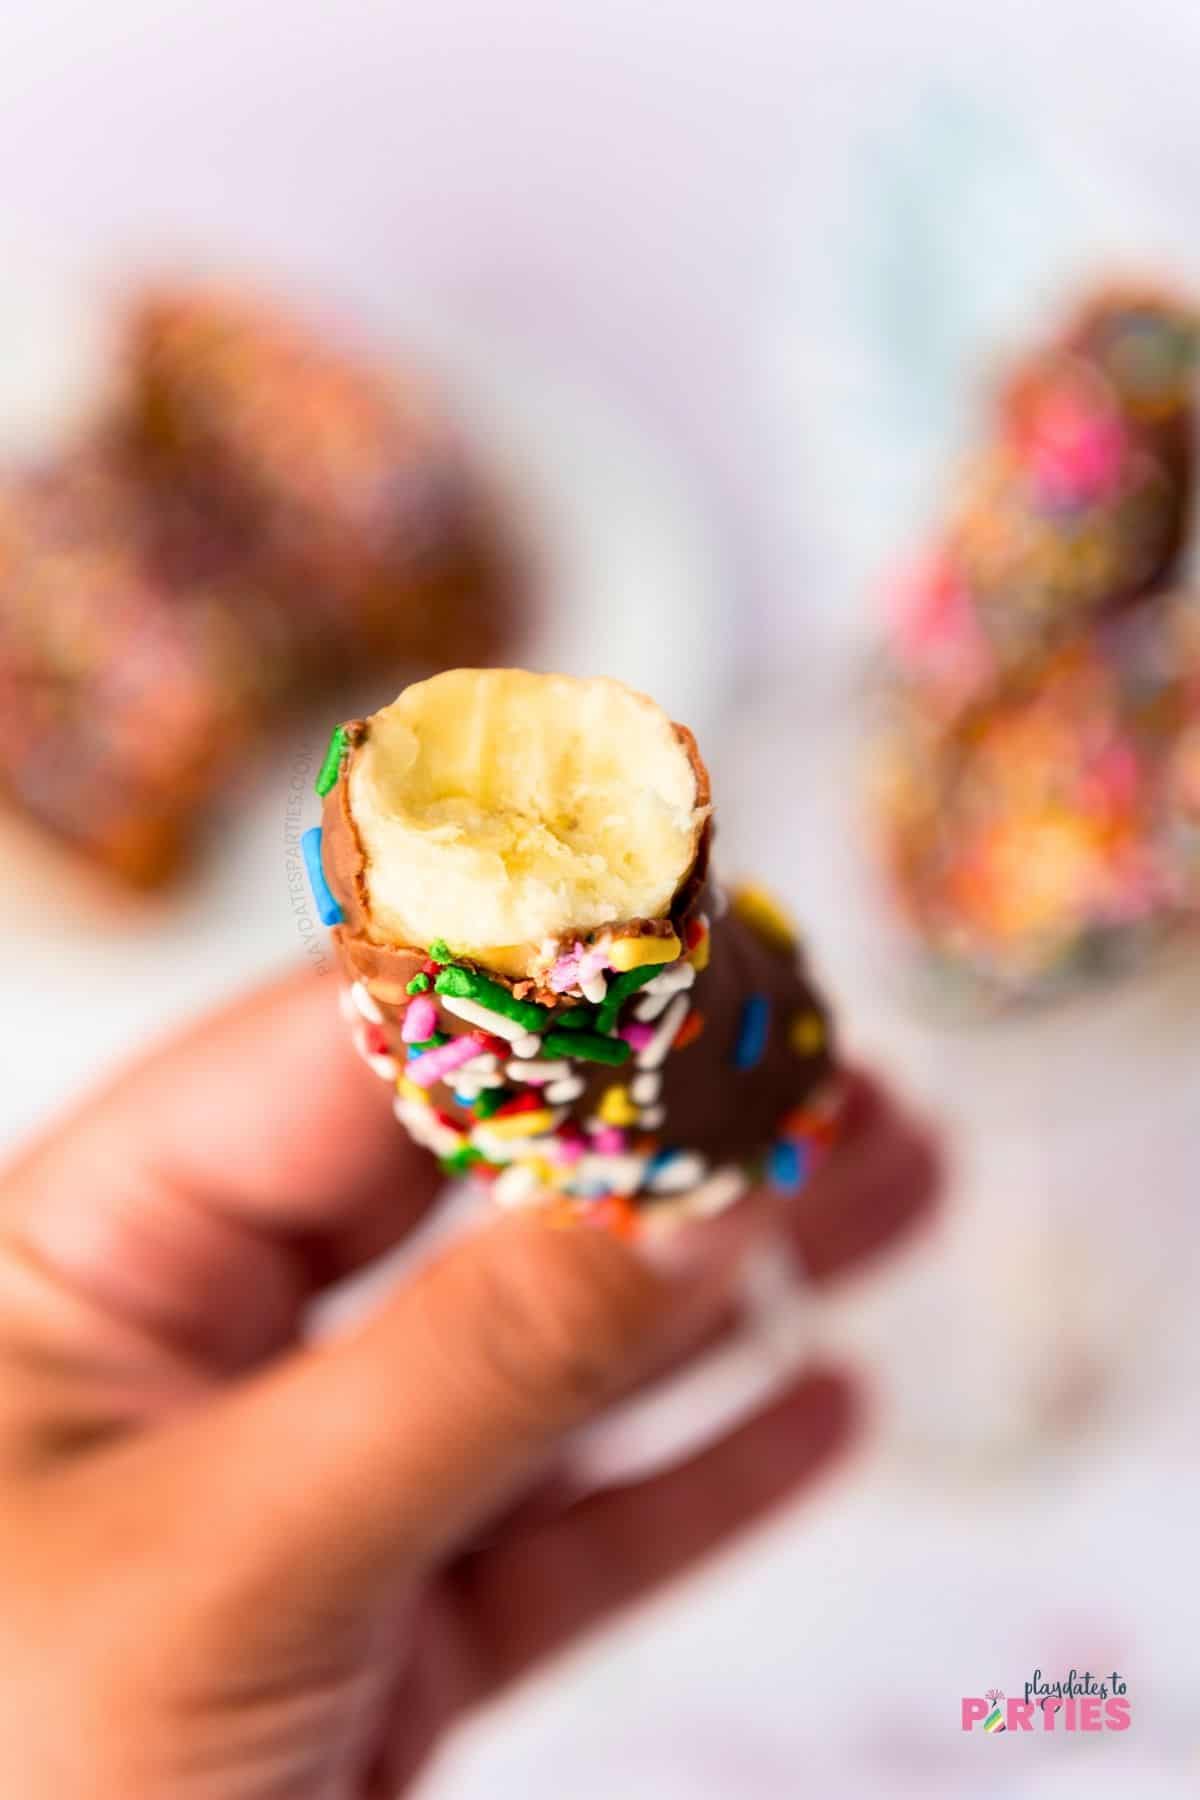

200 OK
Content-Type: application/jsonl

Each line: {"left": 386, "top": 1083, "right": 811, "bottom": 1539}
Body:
{"left": 554, "top": 1135, "right": 585, "bottom": 1164}
{"left": 548, "top": 944, "right": 583, "bottom": 992}
{"left": 402, "top": 995, "right": 438, "bottom": 1043}
{"left": 577, "top": 945, "right": 611, "bottom": 982}
{"left": 1026, "top": 395, "right": 1128, "bottom": 506}
{"left": 407, "top": 1031, "right": 488, "bottom": 1088}
{"left": 591, "top": 1127, "right": 627, "bottom": 1155}
{"left": 619, "top": 1021, "right": 655, "bottom": 1050}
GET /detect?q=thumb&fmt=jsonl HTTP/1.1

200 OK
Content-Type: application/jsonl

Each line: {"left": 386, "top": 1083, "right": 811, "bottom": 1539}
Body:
{"left": 88, "top": 1202, "right": 767, "bottom": 1613}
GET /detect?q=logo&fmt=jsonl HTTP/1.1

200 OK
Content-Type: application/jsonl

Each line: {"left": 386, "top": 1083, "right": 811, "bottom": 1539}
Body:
{"left": 962, "top": 1670, "right": 1132, "bottom": 1733}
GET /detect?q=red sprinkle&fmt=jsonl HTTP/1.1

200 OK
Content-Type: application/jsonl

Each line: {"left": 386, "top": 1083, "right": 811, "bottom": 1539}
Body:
{"left": 493, "top": 1091, "right": 544, "bottom": 1119}
{"left": 365, "top": 1024, "right": 391, "bottom": 1057}
{"left": 684, "top": 917, "right": 706, "bottom": 950}
{"left": 674, "top": 1009, "right": 705, "bottom": 1050}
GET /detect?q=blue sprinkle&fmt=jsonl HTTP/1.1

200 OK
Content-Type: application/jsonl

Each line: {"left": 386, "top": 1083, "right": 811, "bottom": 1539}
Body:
{"left": 301, "top": 826, "right": 343, "bottom": 926}
{"left": 768, "top": 1138, "right": 810, "bottom": 1194}
{"left": 732, "top": 994, "right": 770, "bottom": 1070}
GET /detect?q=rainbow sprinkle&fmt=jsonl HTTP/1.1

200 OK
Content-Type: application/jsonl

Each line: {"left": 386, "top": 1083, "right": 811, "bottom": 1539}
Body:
{"left": 481, "top": 1107, "right": 558, "bottom": 1141}
{"left": 733, "top": 994, "right": 770, "bottom": 1070}
{"left": 314, "top": 724, "right": 348, "bottom": 797}
{"left": 434, "top": 965, "right": 549, "bottom": 1031}
{"left": 789, "top": 1009, "right": 826, "bottom": 1055}
{"left": 402, "top": 994, "right": 438, "bottom": 1043}
{"left": 767, "top": 1138, "right": 809, "bottom": 1193}
{"left": 731, "top": 884, "right": 796, "bottom": 954}
{"left": 594, "top": 962, "right": 663, "bottom": 1033}
{"left": 301, "top": 827, "right": 343, "bottom": 926}
{"left": 542, "top": 1027, "right": 630, "bottom": 1065}
{"left": 406, "top": 1031, "right": 490, "bottom": 1089}
{"left": 608, "top": 932, "right": 681, "bottom": 973}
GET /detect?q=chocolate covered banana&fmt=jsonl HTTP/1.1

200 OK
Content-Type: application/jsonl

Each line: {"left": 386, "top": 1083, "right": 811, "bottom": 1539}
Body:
{"left": 306, "top": 669, "right": 841, "bottom": 1230}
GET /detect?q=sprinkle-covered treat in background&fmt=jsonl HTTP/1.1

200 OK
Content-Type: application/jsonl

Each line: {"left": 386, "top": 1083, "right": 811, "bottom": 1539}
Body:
{"left": 0, "top": 464, "right": 263, "bottom": 885}
{"left": 303, "top": 669, "right": 841, "bottom": 1232}
{"left": 888, "top": 284, "right": 1197, "bottom": 711}
{"left": 871, "top": 609, "right": 1200, "bottom": 1007}
{"left": 116, "top": 287, "right": 521, "bottom": 680}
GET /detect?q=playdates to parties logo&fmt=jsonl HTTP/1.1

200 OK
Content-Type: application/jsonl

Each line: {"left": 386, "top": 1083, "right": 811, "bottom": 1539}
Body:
{"left": 962, "top": 1671, "right": 1132, "bottom": 1734}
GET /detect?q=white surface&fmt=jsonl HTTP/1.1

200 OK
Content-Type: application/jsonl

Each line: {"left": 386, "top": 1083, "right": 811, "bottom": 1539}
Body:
{"left": 2, "top": 4, "right": 1200, "bottom": 1793}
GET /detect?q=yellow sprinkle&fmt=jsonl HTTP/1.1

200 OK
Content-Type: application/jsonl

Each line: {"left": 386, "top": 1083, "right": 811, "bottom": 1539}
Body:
{"left": 687, "top": 929, "right": 710, "bottom": 972}
{"left": 731, "top": 882, "right": 797, "bottom": 953}
{"left": 483, "top": 1108, "right": 557, "bottom": 1140}
{"left": 398, "top": 1077, "right": 430, "bottom": 1105}
{"left": 608, "top": 932, "right": 681, "bottom": 972}
{"left": 597, "top": 1084, "right": 639, "bottom": 1127}
{"left": 789, "top": 1010, "right": 825, "bottom": 1056}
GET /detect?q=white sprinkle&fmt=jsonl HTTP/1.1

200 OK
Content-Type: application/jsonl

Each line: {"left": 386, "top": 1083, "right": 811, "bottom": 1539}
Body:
{"left": 394, "top": 1098, "right": 462, "bottom": 1157}
{"left": 711, "top": 885, "right": 729, "bottom": 918}
{"left": 631, "top": 1071, "right": 661, "bottom": 1105}
{"left": 634, "top": 963, "right": 695, "bottom": 1019}
{"left": 338, "top": 985, "right": 358, "bottom": 1023}
{"left": 636, "top": 993, "right": 690, "bottom": 1068}
{"left": 545, "top": 1076, "right": 585, "bottom": 1104}
{"left": 457, "top": 1053, "right": 500, "bottom": 1080}
{"left": 506, "top": 1059, "right": 572, "bottom": 1084}
{"left": 440, "top": 994, "right": 528, "bottom": 1042}
{"left": 493, "top": 1164, "right": 546, "bottom": 1209}
{"left": 571, "top": 1152, "right": 646, "bottom": 1196}
{"left": 472, "top": 1124, "right": 565, "bottom": 1164}
{"left": 351, "top": 980, "right": 384, "bottom": 1024}
{"left": 639, "top": 1104, "right": 666, "bottom": 1129}
{"left": 512, "top": 1032, "right": 542, "bottom": 1059}
{"left": 685, "top": 1166, "right": 747, "bottom": 1217}
{"left": 580, "top": 972, "right": 608, "bottom": 1004}
{"left": 647, "top": 1150, "right": 708, "bottom": 1193}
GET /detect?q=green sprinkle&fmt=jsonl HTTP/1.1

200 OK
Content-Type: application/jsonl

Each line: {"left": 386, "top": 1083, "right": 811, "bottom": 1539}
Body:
{"left": 595, "top": 963, "right": 662, "bottom": 1034}
{"left": 406, "top": 973, "right": 431, "bottom": 994}
{"left": 435, "top": 966, "right": 549, "bottom": 1031}
{"left": 409, "top": 1033, "right": 450, "bottom": 1054}
{"left": 472, "top": 1087, "right": 512, "bottom": 1119}
{"left": 429, "top": 938, "right": 454, "bottom": 965}
{"left": 439, "top": 1145, "right": 486, "bottom": 1177}
{"left": 314, "top": 724, "right": 348, "bottom": 797}
{"left": 552, "top": 1005, "right": 599, "bottom": 1032}
{"left": 542, "top": 1029, "right": 630, "bottom": 1066}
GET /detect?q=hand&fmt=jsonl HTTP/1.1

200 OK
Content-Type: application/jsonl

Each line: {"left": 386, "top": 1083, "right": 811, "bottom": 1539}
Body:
{"left": 0, "top": 967, "right": 937, "bottom": 1797}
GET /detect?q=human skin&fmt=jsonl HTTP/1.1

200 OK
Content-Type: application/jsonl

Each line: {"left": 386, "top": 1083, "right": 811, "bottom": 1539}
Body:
{"left": 0, "top": 966, "right": 937, "bottom": 1797}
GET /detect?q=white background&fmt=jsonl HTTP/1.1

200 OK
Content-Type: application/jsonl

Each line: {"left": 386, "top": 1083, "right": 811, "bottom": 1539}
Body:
{"left": 2, "top": 4, "right": 1200, "bottom": 1794}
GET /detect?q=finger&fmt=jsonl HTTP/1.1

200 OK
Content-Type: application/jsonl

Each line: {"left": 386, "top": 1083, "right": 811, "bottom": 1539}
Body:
{"left": 786, "top": 1071, "right": 941, "bottom": 1284}
{"left": 55, "top": 1199, "right": 779, "bottom": 1630}
{"left": 2, "top": 965, "right": 443, "bottom": 1374}
{"left": 447, "top": 1368, "right": 855, "bottom": 1697}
